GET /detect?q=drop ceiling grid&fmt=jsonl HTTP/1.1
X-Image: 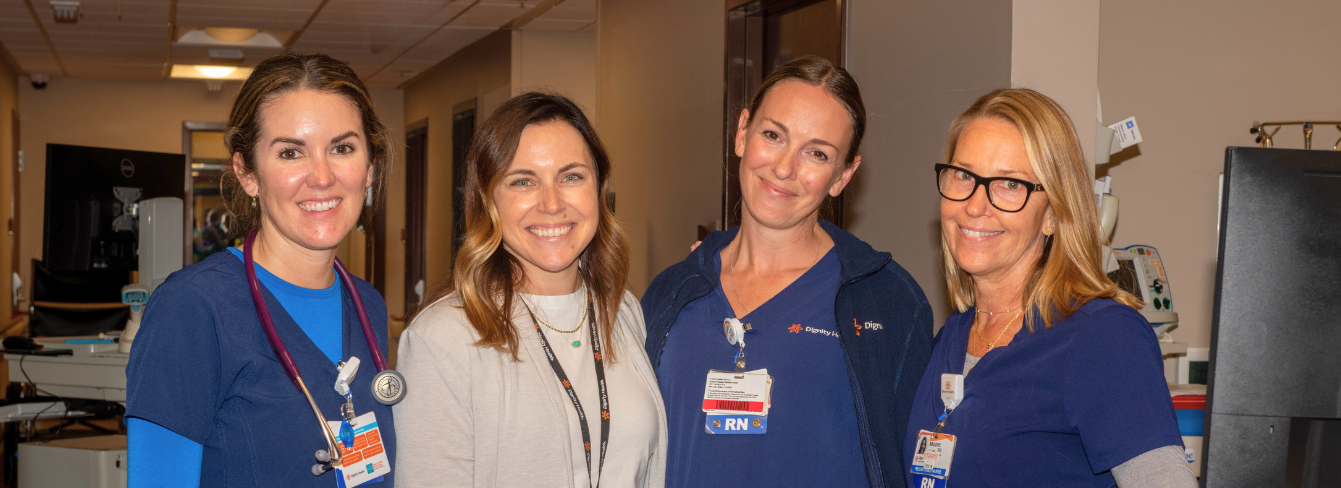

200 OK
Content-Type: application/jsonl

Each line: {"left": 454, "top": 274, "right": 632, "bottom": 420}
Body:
{"left": 454, "top": 2, "right": 539, "bottom": 28}
{"left": 0, "top": 0, "right": 596, "bottom": 87}
{"left": 175, "top": 4, "right": 317, "bottom": 31}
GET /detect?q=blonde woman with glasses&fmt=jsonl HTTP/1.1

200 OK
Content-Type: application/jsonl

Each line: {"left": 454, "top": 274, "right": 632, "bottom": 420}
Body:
{"left": 904, "top": 88, "right": 1196, "bottom": 488}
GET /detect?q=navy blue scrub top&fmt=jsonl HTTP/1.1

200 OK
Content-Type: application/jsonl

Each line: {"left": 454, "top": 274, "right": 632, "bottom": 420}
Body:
{"left": 903, "top": 298, "right": 1181, "bottom": 487}
{"left": 125, "top": 251, "right": 396, "bottom": 488}
{"left": 657, "top": 249, "right": 868, "bottom": 488}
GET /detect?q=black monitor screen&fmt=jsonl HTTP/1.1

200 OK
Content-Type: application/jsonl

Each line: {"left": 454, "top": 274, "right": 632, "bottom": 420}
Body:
{"left": 43, "top": 143, "right": 186, "bottom": 272}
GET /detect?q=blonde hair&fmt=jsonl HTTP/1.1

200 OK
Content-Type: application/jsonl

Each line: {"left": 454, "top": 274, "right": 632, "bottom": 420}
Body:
{"left": 940, "top": 88, "right": 1141, "bottom": 330}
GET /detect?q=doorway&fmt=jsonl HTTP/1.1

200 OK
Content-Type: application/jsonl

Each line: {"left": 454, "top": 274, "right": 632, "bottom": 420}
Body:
{"left": 404, "top": 123, "right": 428, "bottom": 318}
{"left": 451, "top": 100, "right": 477, "bottom": 260}
{"left": 724, "top": 0, "right": 846, "bottom": 228}
{"left": 182, "top": 122, "right": 230, "bottom": 265}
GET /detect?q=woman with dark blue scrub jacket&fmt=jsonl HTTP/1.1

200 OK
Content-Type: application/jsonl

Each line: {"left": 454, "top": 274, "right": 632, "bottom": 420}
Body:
{"left": 124, "top": 54, "right": 396, "bottom": 487}
{"left": 904, "top": 88, "right": 1196, "bottom": 487}
{"left": 642, "top": 55, "right": 934, "bottom": 488}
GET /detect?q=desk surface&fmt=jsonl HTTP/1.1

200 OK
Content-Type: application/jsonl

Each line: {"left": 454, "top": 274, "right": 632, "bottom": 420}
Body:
{"left": 5, "top": 338, "right": 128, "bottom": 402}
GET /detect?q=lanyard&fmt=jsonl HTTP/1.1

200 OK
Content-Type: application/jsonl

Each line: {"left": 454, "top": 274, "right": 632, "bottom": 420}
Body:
{"left": 526, "top": 298, "right": 609, "bottom": 488}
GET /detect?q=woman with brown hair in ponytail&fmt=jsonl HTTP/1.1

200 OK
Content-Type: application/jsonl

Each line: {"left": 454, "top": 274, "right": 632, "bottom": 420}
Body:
{"left": 394, "top": 92, "right": 666, "bottom": 487}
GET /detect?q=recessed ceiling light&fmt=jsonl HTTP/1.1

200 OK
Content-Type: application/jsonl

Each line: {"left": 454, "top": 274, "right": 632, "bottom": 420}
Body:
{"left": 176, "top": 27, "right": 289, "bottom": 48}
{"left": 195, "top": 66, "right": 236, "bottom": 78}
{"left": 170, "top": 64, "right": 252, "bottom": 80}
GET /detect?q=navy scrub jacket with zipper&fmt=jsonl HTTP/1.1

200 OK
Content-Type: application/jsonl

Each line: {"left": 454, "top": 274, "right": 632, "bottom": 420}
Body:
{"left": 641, "top": 220, "right": 934, "bottom": 488}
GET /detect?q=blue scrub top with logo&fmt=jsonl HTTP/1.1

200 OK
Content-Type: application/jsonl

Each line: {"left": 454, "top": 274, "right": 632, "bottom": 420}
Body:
{"left": 656, "top": 248, "right": 867, "bottom": 487}
{"left": 903, "top": 299, "right": 1182, "bottom": 487}
{"left": 125, "top": 251, "right": 396, "bottom": 488}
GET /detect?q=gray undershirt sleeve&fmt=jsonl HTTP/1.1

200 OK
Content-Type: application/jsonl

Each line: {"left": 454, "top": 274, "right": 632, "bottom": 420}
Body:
{"left": 1111, "top": 445, "right": 1199, "bottom": 488}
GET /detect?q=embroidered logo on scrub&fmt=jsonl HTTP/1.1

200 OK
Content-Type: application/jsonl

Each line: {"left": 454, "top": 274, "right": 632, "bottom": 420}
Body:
{"left": 788, "top": 323, "right": 839, "bottom": 338}
{"left": 854, "top": 319, "right": 884, "bottom": 336}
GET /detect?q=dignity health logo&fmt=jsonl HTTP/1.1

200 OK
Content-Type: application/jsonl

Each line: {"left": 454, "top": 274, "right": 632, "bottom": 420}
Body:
{"left": 801, "top": 325, "right": 840, "bottom": 338}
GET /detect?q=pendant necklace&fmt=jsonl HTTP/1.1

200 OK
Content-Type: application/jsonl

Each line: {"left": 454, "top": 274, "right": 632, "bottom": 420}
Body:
{"left": 527, "top": 286, "right": 590, "bottom": 348}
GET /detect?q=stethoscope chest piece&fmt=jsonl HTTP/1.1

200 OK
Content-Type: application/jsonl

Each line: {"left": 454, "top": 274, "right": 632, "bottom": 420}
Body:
{"left": 372, "top": 369, "right": 406, "bottom": 405}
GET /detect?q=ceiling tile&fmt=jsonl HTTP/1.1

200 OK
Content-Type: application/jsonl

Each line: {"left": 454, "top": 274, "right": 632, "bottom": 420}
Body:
{"left": 521, "top": 18, "right": 589, "bottom": 31}
{"left": 176, "top": 4, "right": 314, "bottom": 31}
{"left": 453, "top": 2, "right": 533, "bottom": 28}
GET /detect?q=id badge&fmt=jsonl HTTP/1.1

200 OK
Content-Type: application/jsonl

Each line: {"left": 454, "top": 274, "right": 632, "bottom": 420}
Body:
{"left": 326, "top": 411, "right": 391, "bottom": 487}
{"left": 909, "top": 430, "right": 956, "bottom": 479}
{"left": 702, "top": 369, "right": 772, "bottom": 434}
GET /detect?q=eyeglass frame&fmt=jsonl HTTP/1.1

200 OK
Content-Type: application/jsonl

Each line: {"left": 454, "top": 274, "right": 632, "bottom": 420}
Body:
{"left": 933, "top": 163, "right": 1046, "bottom": 213}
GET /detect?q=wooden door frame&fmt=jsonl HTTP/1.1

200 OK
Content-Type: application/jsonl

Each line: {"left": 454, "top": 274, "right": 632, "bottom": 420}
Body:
{"left": 723, "top": 0, "right": 848, "bottom": 229}
{"left": 182, "top": 121, "right": 227, "bottom": 267}
{"left": 450, "top": 99, "right": 477, "bottom": 260}
{"left": 403, "top": 119, "right": 428, "bottom": 319}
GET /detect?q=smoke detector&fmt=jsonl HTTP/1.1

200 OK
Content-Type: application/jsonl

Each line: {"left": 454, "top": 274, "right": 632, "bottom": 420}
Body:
{"left": 50, "top": 1, "right": 80, "bottom": 23}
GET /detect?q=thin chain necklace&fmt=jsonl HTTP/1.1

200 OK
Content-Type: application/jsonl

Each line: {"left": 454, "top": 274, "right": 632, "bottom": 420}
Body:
{"left": 524, "top": 286, "right": 589, "bottom": 347}
{"left": 974, "top": 311, "right": 1022, "bottom": 353}
{"left": 975, "top": 308, "right": 1016, "bottom": 317}
{"left": 729, "top": 227, "right": 823, "bottom": 317}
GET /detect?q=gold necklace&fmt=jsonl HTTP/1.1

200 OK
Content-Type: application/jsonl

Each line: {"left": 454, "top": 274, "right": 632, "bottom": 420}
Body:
{"left": 526, "top": 287, "right": 589, "bottom": 347}
{"left": 975, "top": 311, "right": 1022, "bottom": 353}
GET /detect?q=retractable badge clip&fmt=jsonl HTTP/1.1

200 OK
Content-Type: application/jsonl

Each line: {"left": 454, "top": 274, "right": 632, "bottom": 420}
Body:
{"left": 335, "top": 357, "right": 361, "bottom": 449}
{"left": 724, "top": 318, "right": 748, "bottom": 372}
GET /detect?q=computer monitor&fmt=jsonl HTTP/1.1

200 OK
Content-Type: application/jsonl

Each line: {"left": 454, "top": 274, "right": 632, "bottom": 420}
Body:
{"left": 1204, "top": 147, "right": 1341, "bottom": 487}
{"left": 42, "top": 143, "right": 187, "bottom": 272}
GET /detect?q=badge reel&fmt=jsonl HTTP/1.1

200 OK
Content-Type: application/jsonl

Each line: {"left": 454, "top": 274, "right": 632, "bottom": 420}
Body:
{"left": 910, "top": 374, "right": 963, "bottom": 487}
{"left": 320, "top": 357, "right": 393, "bottom": 487}
{"left": 704, "top": 318, "right": 773, "bottom": 435}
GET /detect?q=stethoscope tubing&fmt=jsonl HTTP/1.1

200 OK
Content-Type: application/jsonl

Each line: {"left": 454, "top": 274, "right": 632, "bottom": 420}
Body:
{"left": 242, "top": 229, "right": 388, "bottom": 464}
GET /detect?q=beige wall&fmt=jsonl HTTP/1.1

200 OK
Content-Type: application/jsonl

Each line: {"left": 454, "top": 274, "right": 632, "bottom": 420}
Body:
{"left": 1097, "top": 0, "right": 1341, "bottom": 348}
{"left": 597, "top": 0, "right": 725, "bottom": 295}
{"left": 1011, "top": 0, "right": 1100, "bottom": 161}
{"left": 844, "top": 0, "right": 1013, "bottom": 328}
{"left": 512, "top": 30, "right": 597, "bottom": 119}
{"left": 0, "top": 60, "right": 18, "bottom": 323}
{"left": 401, "top": 29, "right": 513, "bottom": 304}
{"left": 15, "top": 76, "right": 401, "bottom": 308}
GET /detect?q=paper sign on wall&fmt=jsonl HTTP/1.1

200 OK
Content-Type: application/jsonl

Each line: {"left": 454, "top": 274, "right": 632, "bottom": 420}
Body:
{"left": 1108, "top": 117, "right": 1143, "bottom": 149}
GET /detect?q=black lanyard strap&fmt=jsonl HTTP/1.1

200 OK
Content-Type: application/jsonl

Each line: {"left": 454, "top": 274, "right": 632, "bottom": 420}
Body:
{"left": 526, "top": 298, "right": 609, "bottom": 488}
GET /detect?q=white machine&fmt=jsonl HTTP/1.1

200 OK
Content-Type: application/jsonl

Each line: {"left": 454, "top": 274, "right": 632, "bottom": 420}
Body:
{"left": 117, "top": 197, "right": 181, "bottom": 354}
{"left": 18, "top": 436, "right": 126, "bottom": 488}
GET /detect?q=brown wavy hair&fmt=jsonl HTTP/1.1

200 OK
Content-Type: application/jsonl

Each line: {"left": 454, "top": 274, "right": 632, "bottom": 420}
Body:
{"left": 423, "top": 92, "right": 631, "bottom": 362}
{"left": 222, "top": 53, "right": 391, "bottom": 237}
{"left": 743, "top": 55, "right": 865, "bottom": 164}
{"left": 940, "top": 88, "right": 1141, "bottom": 330}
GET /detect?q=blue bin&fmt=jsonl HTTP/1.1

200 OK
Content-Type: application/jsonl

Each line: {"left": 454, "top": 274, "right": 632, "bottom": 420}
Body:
{"left": 1175, "top": 408, "right": 1204, "bottom": 436}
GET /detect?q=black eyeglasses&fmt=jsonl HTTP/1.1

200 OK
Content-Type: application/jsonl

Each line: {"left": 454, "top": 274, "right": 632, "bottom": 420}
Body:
{"left": 934, "top": 163, "right": 1045, "bottom": 213}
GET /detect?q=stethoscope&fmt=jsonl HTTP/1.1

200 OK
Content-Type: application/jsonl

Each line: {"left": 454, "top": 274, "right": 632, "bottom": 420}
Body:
{"left": 242, "top": 230, "right": 407, "bottom": 474}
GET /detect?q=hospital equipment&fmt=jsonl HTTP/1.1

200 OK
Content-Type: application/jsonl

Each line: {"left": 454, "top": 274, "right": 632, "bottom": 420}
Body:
{"left": 242, "top": 230, "right": 405, "bottom": 477}
{"left": 17, "top": 435, "right": 126, "bottom": 488}
{"left": 116, "top": 284, "right": 150, "bottom": 354}
{"left": 1203, "top": 146, "right": 1341, "bottom": 486}
{"left": 42, "top": 144, "right": 186, "bottom": 273}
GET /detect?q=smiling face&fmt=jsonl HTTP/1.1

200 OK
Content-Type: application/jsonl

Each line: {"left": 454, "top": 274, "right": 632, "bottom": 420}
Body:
{"left": 493, "top": 121, "right": 599, "bottom": 290}
{"left": 234, "top": 89, "right": 371, "bottom": 253}
{"left": 735, "top": 80, "right": 861, "bottom": 230}
{"left": 941, "top": 117, "right": 1054, "bottom": 284}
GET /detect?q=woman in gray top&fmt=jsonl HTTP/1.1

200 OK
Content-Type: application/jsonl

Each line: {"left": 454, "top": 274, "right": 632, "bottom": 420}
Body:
{"left": 394, "top": 93, "right": 667, "bottom": 487}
